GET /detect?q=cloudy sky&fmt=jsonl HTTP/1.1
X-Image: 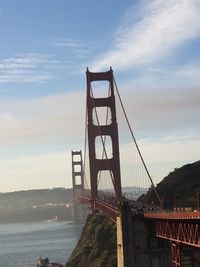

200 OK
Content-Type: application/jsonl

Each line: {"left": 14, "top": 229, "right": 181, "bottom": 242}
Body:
{"left": 0, "top": 0, "right": 200, "bottom": 192}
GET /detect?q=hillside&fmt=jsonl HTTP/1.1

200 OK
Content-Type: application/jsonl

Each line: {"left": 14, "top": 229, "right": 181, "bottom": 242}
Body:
{"left": 65, "top": 214, "right": 117, "bottom": 267}
{"left": 0, "top": 188, "right": 73, "bottom": 223}
{"left": 139, "top": 160, "right": 200, "bottom": 208}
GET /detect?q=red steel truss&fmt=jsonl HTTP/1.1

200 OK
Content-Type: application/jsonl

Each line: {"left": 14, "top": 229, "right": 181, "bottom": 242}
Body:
{"left": 144, "top": 212, "right": 200, "bottom": 265}
{"left": 171, "top": 242, "right": 181, "bottom": 267}
{"left": 149, "top": 218, "right": 200, "bottom": 248}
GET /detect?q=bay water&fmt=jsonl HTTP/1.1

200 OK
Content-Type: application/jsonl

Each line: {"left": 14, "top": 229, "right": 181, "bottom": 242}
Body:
{"left": 0, "top": 221, "right": 83, "bottom": 267}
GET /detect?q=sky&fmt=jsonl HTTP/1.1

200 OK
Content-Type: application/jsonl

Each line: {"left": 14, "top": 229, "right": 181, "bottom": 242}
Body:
{"left": 0, "top": 0, "right": 200, "bottom": 192}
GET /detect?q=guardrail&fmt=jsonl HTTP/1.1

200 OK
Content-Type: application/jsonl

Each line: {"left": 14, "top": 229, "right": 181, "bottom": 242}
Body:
{"left": 143, "top": 211, "right": 200, "bottom": 220}
{"left": 95, "top": 199, "right": 118, "bottom": 223}
{"left": 78, "top": 196, "right": 118, "bottom": 223}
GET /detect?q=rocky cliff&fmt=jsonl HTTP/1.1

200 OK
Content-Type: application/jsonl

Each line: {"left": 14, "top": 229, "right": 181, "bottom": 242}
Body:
{"left": 65, "top": 214, "right": 117, "bottom": 267}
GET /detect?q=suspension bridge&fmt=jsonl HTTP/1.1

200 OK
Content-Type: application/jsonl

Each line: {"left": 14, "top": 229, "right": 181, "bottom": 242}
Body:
{"left": 71, "top": 68, "right": 200, "bottom": 267}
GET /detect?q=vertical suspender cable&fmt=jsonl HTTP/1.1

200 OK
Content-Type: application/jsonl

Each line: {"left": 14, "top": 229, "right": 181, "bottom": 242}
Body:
{"left": 113, "top": 77, "right": 162, "bottom": 205}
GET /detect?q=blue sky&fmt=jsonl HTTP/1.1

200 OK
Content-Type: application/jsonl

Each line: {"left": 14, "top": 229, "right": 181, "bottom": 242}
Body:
{"left": 0, "top": 0, "right": 200, "bottom": 192}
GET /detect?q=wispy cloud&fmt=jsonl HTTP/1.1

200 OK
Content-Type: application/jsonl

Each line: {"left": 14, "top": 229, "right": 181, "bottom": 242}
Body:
{"left": 50, "top": 37, "right": 82, "bottom": 48}
{"left": 115, "top": 85, "right": 200, "bottom": 136}
{"left": 0, "top": 91, "right": 86, "bottom": 146}
{"left": 0, "top": 84, "right": 199, "bottom": 148}
{"left": 50, "top": 37, "right": 98, "bottom": 60}
{"left": 91, "top": 0, "right": 200, "bottom": 70}
{"left": 174, "top": 64, "right": 200, "bottom": 80}
{"left": 0, "top": 53, "right": 61, "bottom": 83}
{"left": 148, "top": 62, "right": 200, "bottom": 85}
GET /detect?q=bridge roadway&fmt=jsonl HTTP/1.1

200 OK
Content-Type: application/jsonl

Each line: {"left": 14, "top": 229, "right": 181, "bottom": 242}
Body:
{"left": 79, "top": 196, "right": 200, "bottom": 249}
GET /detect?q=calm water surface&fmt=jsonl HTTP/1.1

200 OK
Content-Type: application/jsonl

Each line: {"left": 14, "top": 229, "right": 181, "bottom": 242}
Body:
{"left": 0, "top": 221, "right": 83, "bottom": 267}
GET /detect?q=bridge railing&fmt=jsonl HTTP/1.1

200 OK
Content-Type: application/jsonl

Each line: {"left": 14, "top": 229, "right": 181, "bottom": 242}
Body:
{"left": 79, "top": 194, "right": 118, "bottom": 223}
{"left": 144, "top": 210, "right": 200, "bottom": 219}
{"left": 95, "top": 199, "right": 118, "bottom": 223}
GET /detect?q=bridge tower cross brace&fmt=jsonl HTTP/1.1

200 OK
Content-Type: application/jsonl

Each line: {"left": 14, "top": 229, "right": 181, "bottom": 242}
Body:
{"left": 86, "top": 68, "right": 122, "bottom": 211}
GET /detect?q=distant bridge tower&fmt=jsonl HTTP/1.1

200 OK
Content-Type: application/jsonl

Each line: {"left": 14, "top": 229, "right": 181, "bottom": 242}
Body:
{"left": 71, "top": 150, "right": 85, "bottom": 222}
{"left": 86, "top": 67, "right": 122, "bottom": 211}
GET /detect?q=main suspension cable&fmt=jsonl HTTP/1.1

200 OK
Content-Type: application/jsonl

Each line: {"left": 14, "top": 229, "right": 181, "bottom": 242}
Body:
{"left": 113, "top": 77, "right": 162, "bottom": 205}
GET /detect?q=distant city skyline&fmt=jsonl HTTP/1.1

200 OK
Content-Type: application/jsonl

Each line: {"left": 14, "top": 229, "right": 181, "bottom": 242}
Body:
{"left": 0, "top": 0, "right": 200, "bottom": 192}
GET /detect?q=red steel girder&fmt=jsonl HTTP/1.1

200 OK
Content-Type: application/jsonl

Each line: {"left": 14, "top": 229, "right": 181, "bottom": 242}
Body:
{"left": 95, "top": 199, "right": 118, "bottom": 223}
{"left": 154, "top": 219, "right": 200, "bottom": 248}
{"left": 79, "top": 196, "right": 118, "bottom": 223}
{"left": 144, "top": 211, "right": 200, "bottom": 220}
{"left": 171, "top": 243, "right": 181, "bottom": 267}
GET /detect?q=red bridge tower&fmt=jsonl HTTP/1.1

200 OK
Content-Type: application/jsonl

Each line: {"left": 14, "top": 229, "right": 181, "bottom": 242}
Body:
{"left": 86, "top": 67, "right": 122, "bottom": 211}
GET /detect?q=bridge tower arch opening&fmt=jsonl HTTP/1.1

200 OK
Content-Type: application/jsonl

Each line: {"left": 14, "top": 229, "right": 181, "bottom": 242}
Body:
{"left": 86, "top": 67, "right": 122, "bottom": 211}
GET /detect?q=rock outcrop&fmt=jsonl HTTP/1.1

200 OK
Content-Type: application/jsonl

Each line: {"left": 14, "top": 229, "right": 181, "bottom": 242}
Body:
{"left": 65, "top": 214, "right": 117, "bottom": 267}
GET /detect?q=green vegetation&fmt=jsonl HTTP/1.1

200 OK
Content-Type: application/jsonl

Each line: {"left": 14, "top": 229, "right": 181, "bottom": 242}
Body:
{"left": 139, "top": 160, "right": 200, "bottom": 208}
{"left": 65, "top": 214, "right": 117, "bottom": 267}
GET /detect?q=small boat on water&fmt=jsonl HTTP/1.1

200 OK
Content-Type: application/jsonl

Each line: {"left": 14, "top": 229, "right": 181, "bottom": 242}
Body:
{"left": 45, "top": 216, "right": 58, "bottom": 223}
{"left": 35, "top": 257, "right": 63, "bottom": 267}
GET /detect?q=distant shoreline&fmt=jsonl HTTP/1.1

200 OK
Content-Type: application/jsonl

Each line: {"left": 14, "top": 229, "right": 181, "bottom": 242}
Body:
{"left": 0, "top": 188, "right": 73, "bottom": 224}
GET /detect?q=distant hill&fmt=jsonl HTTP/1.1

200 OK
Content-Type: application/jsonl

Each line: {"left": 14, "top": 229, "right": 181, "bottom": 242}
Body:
{"left": 122, "top": 186, "right": 148, "bottom": 200}
{"left": 139, "top": 161, "right": 200, "bottom": 209}
{"left": 0, "top": 188, "right": 72, "bottom": 208}
{"left": 0, "top": 188, "right": 73, "bottom": 223}
{"left": 103, "top": 187, "right": 148, "bottom": 200}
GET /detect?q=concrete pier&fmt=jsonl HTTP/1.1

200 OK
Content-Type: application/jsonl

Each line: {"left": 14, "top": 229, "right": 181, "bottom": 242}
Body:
{"left": 118, "top": 201, "right": 171, "bottom": 267}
